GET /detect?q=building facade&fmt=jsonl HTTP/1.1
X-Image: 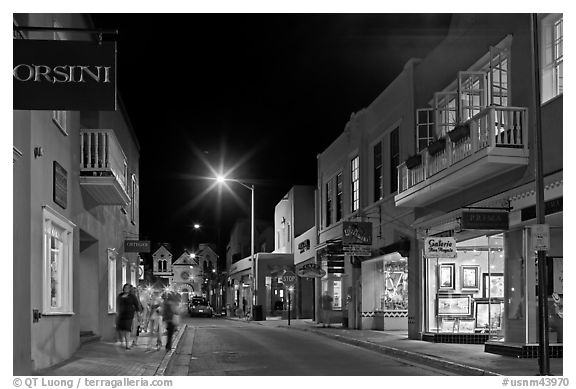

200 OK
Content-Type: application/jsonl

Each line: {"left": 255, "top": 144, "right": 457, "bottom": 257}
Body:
{"left": 13, "top": 14, "right": 141, "bottom": 373}
{"left": 396, "top": 13, "right": 563, "bottom": 356}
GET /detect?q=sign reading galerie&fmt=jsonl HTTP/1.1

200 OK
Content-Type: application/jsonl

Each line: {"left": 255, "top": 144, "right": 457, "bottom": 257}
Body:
{"left": 13, "top": 39, "right": 117, "bottom": 110}
{"left": 424, "top": 237, "right": 457, "bottom": 258}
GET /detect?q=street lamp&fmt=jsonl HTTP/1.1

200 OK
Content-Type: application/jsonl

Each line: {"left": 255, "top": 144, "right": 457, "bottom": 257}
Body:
{"left": 214, "top": 175, "right": 256, "bottom": 310}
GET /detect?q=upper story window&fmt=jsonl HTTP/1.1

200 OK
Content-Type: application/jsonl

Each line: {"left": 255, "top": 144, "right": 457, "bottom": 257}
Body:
{"left": 336, "top": 172, "right": 343, "bottom": 221}
{"left": 130, "top": 174, "right": 139, "bottom": 225}
{"left": 541, "top": 14, "right": 563, "bottom": 103}
{"left": 52, "top": 110, "right": 68, "bottom": 136}
{"left": 373, "top": 142, "right": 383, "bottom": 201}
{"left": 108, "top": 249, "right": 116, "bottom": 313}
{"left": 351, "top": 156, "right": 360, "bottom": 212}
{"left": 417, "top": 109, "right": 435, "bottom": 152}
{"left": 42, "top": 206, "right": 75, "bottom": 315}
{"left": 389, "top": 129, "right": 399, "bottom": 193}
{"left": 434, "top": 92, "right": 458, "bottom": 137}
{"left": 325, "top": 178, "right": 335, "bottom": 227}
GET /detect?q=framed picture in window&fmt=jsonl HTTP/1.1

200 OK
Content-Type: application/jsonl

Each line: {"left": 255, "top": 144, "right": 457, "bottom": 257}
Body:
{"left": 461, "top": 265, "right": 480, "bottom": 291}
{"left": 483, "top": 273, "right": 504, "bottom": 298}
{"left": 475, "top": 298, "right": 504, "bottom": 330}
{"left": 440, "top": 318, "right": 456, "bottom": 333}
{"left": 438, "top": 263, "right": 455, "bottom": 290}
{"left": 437, "top": 293, "right": 472, "bottom": 316}
{"left": 457, "top": 319, "right": 476, "bottom": 333}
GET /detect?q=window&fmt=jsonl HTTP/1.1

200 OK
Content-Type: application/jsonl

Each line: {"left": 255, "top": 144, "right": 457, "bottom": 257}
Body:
{"left": 417, "top": 109, "right": 434, "bottom": 152}
{"left": 351, "top": 156, "right": 360, "bottom": 212}
{"left": 130, "top": 174, "right": 139, "bottom": 225}
{"left": 434, "top": 92, "right": 458, "bottom": 136}
{"left": 541, "top": 14, "right": 563, "bottom": 102}
{"left": 108, "top": 249, "right": 116, "bottom": 313}
{"left": 489, "top": 46, "right": 509, "bottom": 107}
{"left": 390, "top": 129, "right": 399, "bottom": 193}
{"left": 122, "top": 260, "right": 127, "bottom": 286}
{"left": 336, "top": 172, "right": 343, "bottom": 221}
{"left": 373, "top": 142, "right": 383, "bottom": 201}
{"left": 459, "top": 71, "right": 487, "bottom": 121}
{"left": 325, "top": 179, "right": 334, "bottom": 227}
{"left": 158, "top": 259, "right": 167, "bottom": 273}
{"left": 42, "top": 206, "right": 74, "bottom": 314}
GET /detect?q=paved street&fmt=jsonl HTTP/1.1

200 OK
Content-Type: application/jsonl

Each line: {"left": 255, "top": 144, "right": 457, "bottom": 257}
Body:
{"left": 166, "top": 317, "right": 452, "bottom": 376}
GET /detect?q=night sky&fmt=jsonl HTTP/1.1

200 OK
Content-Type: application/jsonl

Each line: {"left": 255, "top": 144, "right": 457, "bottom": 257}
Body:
{"left": 89, "top": 13, "right": 453, "bottom": 257}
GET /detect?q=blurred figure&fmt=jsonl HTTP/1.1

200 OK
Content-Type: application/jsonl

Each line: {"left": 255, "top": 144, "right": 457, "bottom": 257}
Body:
{"left": 147, "top": 292, "right": 163, "bottom": 351}
{"left": 161, "top": 291, "right": 179, "bottom": 351}
{"left": 130, "top": 286, "right": 144, "bottom": 347}
{"left": 116, "top": 283, "right": 142, "bottom": 350}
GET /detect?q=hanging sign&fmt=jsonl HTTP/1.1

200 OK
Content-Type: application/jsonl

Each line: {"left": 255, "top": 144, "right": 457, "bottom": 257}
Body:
{"left": 124, "top": 240, "right": 151, "bottom": 253}
{"left": 342, "top": 221, "right": 372, "bottom": 245}
{"left": 424, "top": 237, "right": 457, "bottom": 258}
{"left": 461, "top": 210, "right": 509, "bottom": 230}
{"left": 13, "top": 39, "right": 117, "bottom": 110}
{"left": 297, "top": 263, "right": 326, "bottom": 278}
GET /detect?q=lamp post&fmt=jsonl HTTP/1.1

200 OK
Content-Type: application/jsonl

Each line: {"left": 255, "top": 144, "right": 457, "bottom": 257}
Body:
{"left": 216, "top": 175, "right": 256, "bottom": 313}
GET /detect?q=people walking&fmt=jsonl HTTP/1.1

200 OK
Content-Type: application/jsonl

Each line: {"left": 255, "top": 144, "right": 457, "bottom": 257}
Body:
{"left": 115, "top": 283, "right": 142, "bottom": 350}
{"left": 130, "top": 286, "right": 144, "bottom": 347}
{"left": 161, "top": 292, "right": 178, "bottom": 351}
{"left": 147, "top": 292, "right": 163, "bottom": 351}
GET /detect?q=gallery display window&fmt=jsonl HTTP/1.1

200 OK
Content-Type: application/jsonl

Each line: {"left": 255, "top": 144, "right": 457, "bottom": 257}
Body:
{"left": 321, "top": 275, "right": 343, "bottom": 311}
{"left": 362, "top": 252, "right": 408, "bottom": 312}
{"left": 424, "top": 234, "right": 504, "bottom": 340}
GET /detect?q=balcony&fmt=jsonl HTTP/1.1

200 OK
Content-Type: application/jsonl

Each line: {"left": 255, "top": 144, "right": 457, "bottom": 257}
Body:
{"left": 79, "top": 129, "right": 131, "bottom": 205}
{"left": 395, "top": 107, "right": 529, "bottom": 207}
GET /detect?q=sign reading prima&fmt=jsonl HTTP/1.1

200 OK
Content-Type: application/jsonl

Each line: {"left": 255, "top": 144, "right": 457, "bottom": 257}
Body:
{"left": 13, "top": 39, "right": 117, "bottom": 110}
{"left": 424, "top": 237, "right": 457, "bottom": 258}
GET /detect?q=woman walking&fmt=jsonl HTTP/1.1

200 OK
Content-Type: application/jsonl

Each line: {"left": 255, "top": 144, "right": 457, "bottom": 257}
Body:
{"left": 116, "top": 283, "right": 141, "bottom": 350}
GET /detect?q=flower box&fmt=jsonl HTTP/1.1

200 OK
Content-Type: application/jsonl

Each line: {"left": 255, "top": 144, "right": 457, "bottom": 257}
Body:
{"left": 405, "top": 154, "right": 422, "bottom": 169}
{"left": 448, "top": 123, "right": 470, "bottom": 142}
{"left": 427, "top": 137, "right": 446, "bottom": 156}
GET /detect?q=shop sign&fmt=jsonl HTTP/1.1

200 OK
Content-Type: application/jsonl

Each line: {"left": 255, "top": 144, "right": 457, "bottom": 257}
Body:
{"left": 13, "top": 39, "right": 117, "bottom": 110}
{"left": 298, "top": 239, "right": 310, "bottom": 253}
{"left": 138, "top": 265, "right": 144, "bottom": 280}
{"left": 124, "top": 240, "right": 151, "bottom": 253}
{"left": 461, "top": 210, "right": 509, "bottom": 230}
{"left": 424, "top": 237, "right": 457, "bottom": 258}
{"left": 342, "top": 222, "right": 372, "bottom": 245}
{"left": 521, "top": 197, "right": 562, "bottom": 222}
{"left": 53, "top": 161, "right": 67, "bottom": 209}
{"left": 343, "top": 245, "right": 372, "bottom": 256}
{"left": 530, "top": 224, "right": 550, "bottom": 252}
{"left": 297, "top": 263, "right": 326, "bottom": 278}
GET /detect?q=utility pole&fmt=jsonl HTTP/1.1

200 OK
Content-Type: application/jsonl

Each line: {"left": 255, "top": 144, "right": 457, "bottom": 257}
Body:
{"left": 531, "top": 13, "right": 551, "bottom": 376}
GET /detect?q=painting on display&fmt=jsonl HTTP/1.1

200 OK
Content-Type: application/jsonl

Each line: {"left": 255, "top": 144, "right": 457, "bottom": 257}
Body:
{"left": 437, "top": 294, "right": 472, "bottom": 316}
{"left": 475, "top": 299, "right": 504, "bottom": 330}
{"left": 483, "top": 273, "right": 504, "bottom": 298}
{"left": 461, "top": 265, "right": 480, "bottom": 291}
{"left": 438, "top": 263, "right": 455, "bottom": 290}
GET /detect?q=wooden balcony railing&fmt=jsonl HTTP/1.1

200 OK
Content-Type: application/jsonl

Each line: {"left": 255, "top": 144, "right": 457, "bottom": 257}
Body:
{"left": 398, "top": 106, "right": 528, "bottom": 193}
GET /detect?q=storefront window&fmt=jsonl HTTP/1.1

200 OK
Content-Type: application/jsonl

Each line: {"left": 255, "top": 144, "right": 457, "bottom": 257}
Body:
{"left": 362, "top": 253, "right": 408, "bottom": 313}
{"left": 425, "top": 234, "right": 504, "bottom": 339}
{"left": 321, "top": 274, "right": 343, "bottom": 311}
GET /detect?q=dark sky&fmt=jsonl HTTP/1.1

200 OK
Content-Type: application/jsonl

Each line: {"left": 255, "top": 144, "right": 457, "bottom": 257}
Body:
{"left": 90, "top": 13, "right": 452, "bottom": 256}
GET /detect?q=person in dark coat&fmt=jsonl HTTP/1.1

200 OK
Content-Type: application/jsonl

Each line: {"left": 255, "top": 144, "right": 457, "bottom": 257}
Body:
{"left": 161, "top": 292, "right": 178, "bottom": 351}
{"left": 116, "top": 283, "right": 142, "bottom": 350}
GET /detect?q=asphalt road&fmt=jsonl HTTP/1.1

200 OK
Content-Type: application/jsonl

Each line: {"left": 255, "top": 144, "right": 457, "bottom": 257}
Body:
{"left": 166, "top": 317, "right": 452, "bottom": 376}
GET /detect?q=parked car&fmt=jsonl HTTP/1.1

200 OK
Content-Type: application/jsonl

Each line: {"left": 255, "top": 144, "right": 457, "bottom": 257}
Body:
{"left": 188, "top": 296, "right": 213, "bottom": 317}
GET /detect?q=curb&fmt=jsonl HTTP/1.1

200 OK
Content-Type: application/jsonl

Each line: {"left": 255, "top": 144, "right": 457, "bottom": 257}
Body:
{"left": 278, "top": 325, "right": 501, "bottom": 376}
{"left": 154, "top": 323, "right": 187, "bottom": 376}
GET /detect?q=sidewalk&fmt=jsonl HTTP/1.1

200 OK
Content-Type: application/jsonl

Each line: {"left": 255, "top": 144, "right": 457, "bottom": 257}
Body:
{"left": 226, "top": 316, "right": 564, "bottom": 376}
{"left": 33, "top": 325, "right": 187, "bottom": 376}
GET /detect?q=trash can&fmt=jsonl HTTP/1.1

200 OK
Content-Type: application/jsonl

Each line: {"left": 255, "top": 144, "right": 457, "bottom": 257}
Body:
{"left": 252, "top": 305, "right": 264, "bottom": 321}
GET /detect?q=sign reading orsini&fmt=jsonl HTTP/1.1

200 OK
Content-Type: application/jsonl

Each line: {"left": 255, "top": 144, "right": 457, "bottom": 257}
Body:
{"left": 13, "top": 39, "right": 117, "bottom": 111}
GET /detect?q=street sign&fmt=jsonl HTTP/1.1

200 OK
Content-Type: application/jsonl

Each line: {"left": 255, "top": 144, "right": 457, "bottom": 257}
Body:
{"left": 531, "top": 224, "right": 550, "bottom": 251}
{"left": 281, "top": 271, "right": 297, "bottom": 287}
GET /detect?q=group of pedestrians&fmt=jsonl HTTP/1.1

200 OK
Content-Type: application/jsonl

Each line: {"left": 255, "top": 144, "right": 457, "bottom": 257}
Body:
{"left": 115, "top": 283, "right": 180, "bottom": 352}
